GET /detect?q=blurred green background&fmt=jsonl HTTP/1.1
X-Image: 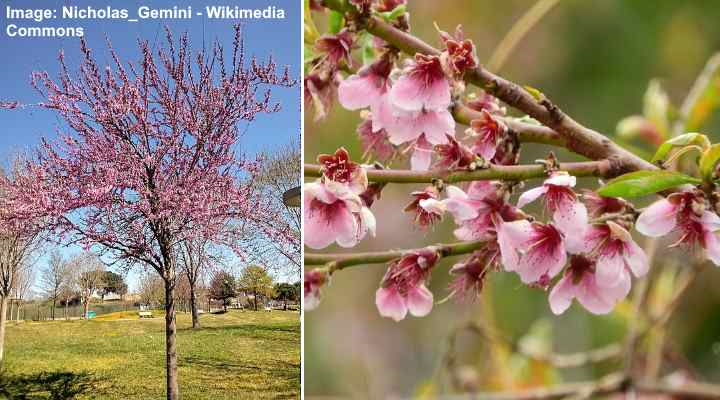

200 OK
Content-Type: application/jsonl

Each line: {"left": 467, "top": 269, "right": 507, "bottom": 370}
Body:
{"left": 305, "top": 1, "right": 720, "bottom": 397}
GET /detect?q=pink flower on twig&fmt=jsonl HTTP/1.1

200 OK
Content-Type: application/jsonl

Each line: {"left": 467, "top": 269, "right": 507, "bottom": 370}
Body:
{"left": 375, "top": 249, "right": 439, "bottom": 321}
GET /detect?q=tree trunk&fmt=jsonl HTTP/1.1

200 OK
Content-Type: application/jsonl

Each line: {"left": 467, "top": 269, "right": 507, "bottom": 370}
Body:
{"left": 9, "top": 300, "right": 14, "bottom": 322}
{"left": 164, "top": 276, "right": 180, "bottom": 400}
{"left": 83, "top": 298, "right": 89, "bottom": 319}
{"left": 51, "top": 297, "right": 56, "bottom": 320}
{"left": 0, "top": 296, "right": 8, "bottom": 364}
{"left": 64, "top": 300, "right": 68, "bottom": 320}
{"left": 253, "top": 291, "right": 258, "bottom": 311}
{"left": 189, "top": 283, "right": 199, "bottom": 329}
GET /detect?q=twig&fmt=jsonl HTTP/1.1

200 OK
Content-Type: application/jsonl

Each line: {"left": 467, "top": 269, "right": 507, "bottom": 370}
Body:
{"left": 304, "top": 239, "right": 486, "bottom": 270}
{"left": 487, "top": 0, "right": 562, "bottom": 72}
{"left": 304, "top": 160, "right": 614, "bottom": 184}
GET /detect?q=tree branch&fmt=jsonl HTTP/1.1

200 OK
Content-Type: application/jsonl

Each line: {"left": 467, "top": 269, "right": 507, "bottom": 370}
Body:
{"left": 305, "top": 160, "right": 613, "bottom": 184}
{"left": 304, "top": 239, "right": 487, "bottom": 270}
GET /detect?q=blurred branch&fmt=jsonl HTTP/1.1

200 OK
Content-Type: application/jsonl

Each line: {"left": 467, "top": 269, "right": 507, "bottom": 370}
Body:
{"left": 487, "top": 0, "right": 562, "bottom": 72}
{"left": 304, "top": 160, "right": 613, "bottom": 184}
{"left": 674, "top": 52, "right": 720, "bottom": 134}
{"left": 322, "top": 4, "right": 658, "bottom": 174}
{"left": 433, "top": 374, "right": 720, "bottom": 400}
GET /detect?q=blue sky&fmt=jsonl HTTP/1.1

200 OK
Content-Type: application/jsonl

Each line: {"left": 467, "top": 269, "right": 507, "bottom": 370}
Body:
{"left": 0, "top": 0, "right": 301, "bottom": 292}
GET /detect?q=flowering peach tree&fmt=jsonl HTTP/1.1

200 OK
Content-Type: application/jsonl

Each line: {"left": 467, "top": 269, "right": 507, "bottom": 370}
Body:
{"left": 304, "top": 0, "right": 720, "bottom": 397}
{"left": 0, "top": 26, "right": 295, "bottom": 400}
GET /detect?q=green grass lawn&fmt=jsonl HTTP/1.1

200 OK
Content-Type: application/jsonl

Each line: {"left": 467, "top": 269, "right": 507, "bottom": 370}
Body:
{"left": 0, "top": 310, "right": 300, "bottom": 399}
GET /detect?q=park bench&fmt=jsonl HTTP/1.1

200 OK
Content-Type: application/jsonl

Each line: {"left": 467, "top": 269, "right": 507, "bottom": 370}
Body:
{"left": 138, "top": 310, "right": 153, "bottom": 318}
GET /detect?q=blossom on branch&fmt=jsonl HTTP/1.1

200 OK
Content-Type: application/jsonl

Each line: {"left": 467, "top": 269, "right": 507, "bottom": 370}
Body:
{"left": 517, "top": 171, "right": 589, "bottom": 250}
{"left": 468, "top": 109, "right": 508, "bottom": 161}
{"left": 635, "top": 190, "right": 720, "bottom": 265}
{"left": 447, "top": 243, "right": 498, "bottom": 303}
{"left": 580, "top": 221, "right": 648, "bottom": 287}
{"left": 375, "top": 248, "right": 439, "bottom": 321}
{"left": 304, "top": 269, "right": 328, "bottom": 310}
{"left": 389, "top": 54, "right": 450, "bottom": 112}
{"left": 404, "top": 186, "right": 445, "bottom": 229}
{"left": 498, "top": 220, "right": 567, "bottom": 284}
{"left": 549, "top": 255, "right": 631, "bottom": 315}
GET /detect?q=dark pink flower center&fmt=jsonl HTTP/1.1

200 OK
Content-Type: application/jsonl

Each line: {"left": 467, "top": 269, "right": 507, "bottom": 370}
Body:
{"left": 409, "top": 55, "right": 446, "bottom": 89}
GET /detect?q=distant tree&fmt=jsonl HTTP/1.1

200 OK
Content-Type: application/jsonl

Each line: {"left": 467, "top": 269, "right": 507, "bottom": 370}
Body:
{"left": 273, "top": 282, "right": 297, "bottom": 310}
{"left": 238, "top": 265, "right": 274, "bottom": 311}
{"left": 243, "top": 141, "right": 301, "bottom": 277}
{"left": 39, "top": 251, "right": 68, "bottom": 320}
{"left": 209, "top": 271, "right": 236, "bottom": 312}
{"left": 178, "top": 237, "right": 216, "bottom": 329}
{"left": 138, "top": 271, "right": 165, "bottom": 308}
{"left": 98, "top": 271, "right": 127, "bottom": 302}
{"left": 69, "top": 252, "right": 104, "bottom": 318}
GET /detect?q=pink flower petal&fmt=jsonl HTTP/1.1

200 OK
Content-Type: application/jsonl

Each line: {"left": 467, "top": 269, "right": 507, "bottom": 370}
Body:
{"left": 411, "top": 139, "right": 434, "bottom": 171}
{"left": 635, "top": 198, "right": 678, "bottom": 237}
{"left": 338, "top": 74, "right": 381, "bottom": 110}
{"left": 545, "top": 173, "right": 576, "bottom": 187}
{"left": 623, "top": 237, "right": 649, "bottom": 277}
{"left": 371, "top": 94, "right": 396, "bottom": 133}
{"left": 497, "top": 220, "right": 532, "bottom": 272}
{"left": 517, "top": 186, "right": 548, "bottom": 209}
{"left": 443, "top": 186, "right": 479, "bottom": 221}
{"left": 516, "top": 240, "right": 566, "bottom": 283}
{"left": 375, "top": 286, "right": 408, "bottom": 322}
{"left": 406, "top": 284, "right": 434, "bottom": 317}
{"left": 704, "top": 229, "right": 720, "bottom": 266}
{"left": 594, "top": 253, "right": 625, "bottom": 288}
{"left": 389, "top": 73, "right": 450, "bottom": 112}
{"left": 553, "top": 201, "right": 589, "bottom": 253}
{"left": 549, "top": 274, "right": 577, "bottom": 315}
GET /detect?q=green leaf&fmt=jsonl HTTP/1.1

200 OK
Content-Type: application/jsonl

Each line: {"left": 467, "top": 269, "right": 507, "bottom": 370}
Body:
{"left": 699, "top": 143, "right": 720, "bottom": 182}
{"left": 327, "top": 10, "right": 344, "bottom": 34}
{"left": 650, "top": 132, "right": 709, "bottom": 163}
{"left": 598, "top": 170, "right": 701, "bottom": 198}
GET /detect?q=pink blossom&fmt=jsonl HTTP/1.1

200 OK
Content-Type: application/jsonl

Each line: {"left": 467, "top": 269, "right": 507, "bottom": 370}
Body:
{"left": 304, "top": 269, "right": 328, "bottom": 311}
{"left": 357, "top": 117, "right": 394, "bottom": 161}
{"left": 438, "top": 25, "right": 478, "bottom": 78}
{"left": 389, "top": 54, "right": 451, "bottom": 112}
{"left": 466, "top": 92, "right": 505, "bottom": 115}
{"left": 385, "top": 108, "right": 455, "bottom": 146}
{"left": 636, "top": 191, "right": 720, "bottom": 265}
{"left": 305, "top": 72, "right": 340, "bottom": 121}
{"left": 314, "top": 29, "right": 354, "bottom": 69}
{"left": 516, "top": 172, "right": 589, "bottom": 249}
{"left": 443, "top": 181, "right": 522, "bottom": 241}
{"left": 434, "top": 135, "right": 475, "bottom": 170}
{"left": 581, "top": 221, "right": 648, "bottom": 287}
{"left": 375, "top": 249, "right": 438, "bottom": 321}
{"left": 338, "top": 57, "right": 393, "bottom": 111}
{"left": 497, "top": 220, "right": 567, "bottom": 284}
{"left": 410, "top": 134, "right": 434, "bottom": 171}
{"left": 469, "top": 110, "right": 507, "bottom": 161}
{"left": 303, "top": 181, "right": 376, "bottom": 249}
{"left": 404, "top": 186, "right": 445, "bottom": 229}
{"left": 317, "top": 147, "right": 367, "bottom": 193}
{"left": 448, "top": 243, "right": 498, "bottom": 303}
{"left": 549, "top": 255, "right": 631, "bottom": 315}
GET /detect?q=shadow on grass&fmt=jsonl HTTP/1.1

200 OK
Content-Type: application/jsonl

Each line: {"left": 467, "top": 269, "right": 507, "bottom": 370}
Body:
{"left": 0, "top": 370, "right": 101, "bottom": 400}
